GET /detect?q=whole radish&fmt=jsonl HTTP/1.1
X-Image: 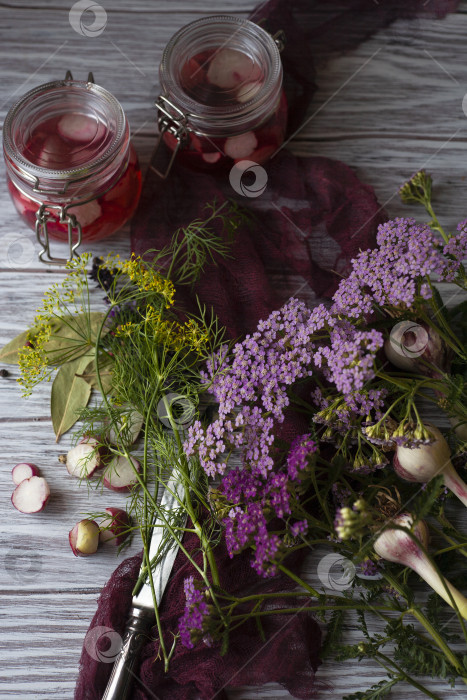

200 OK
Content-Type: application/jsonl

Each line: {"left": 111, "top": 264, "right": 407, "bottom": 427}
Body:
{"left": 394, "top": 424, "right": 467, "bottom": 507}
{"left": 374, "top": 513, "right": 467, "bottom": 618}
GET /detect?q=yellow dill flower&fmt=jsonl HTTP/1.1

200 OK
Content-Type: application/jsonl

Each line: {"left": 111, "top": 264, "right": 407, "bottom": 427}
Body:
{"left": 114, "top": 321, "right": 137, "bottom": 337}
{"left": 17, "top": 322, "right": 53, "bottom": 396}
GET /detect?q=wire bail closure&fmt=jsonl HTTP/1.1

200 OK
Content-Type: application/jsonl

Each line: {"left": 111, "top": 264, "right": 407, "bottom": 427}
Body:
{"left": 152, "top": 95, "right": 189, "bottom": 179}
{"left": 32, "top": 70, "right": 93, "bottom": 265}
{"left": 35, "top": 204, "right": 82, "bottom": 266}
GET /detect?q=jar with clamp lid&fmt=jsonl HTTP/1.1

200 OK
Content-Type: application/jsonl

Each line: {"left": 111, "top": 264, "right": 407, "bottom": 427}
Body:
{"left": 3, "top": 73, "right": 142, "bottom": 265}
{"left": 155, "top": 15, "right": 287, "bottom": 177}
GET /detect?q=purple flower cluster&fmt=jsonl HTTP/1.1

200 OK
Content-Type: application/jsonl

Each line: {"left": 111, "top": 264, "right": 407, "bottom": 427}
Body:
{"left": 332, "top": 218, "right": 454, "bottom": 317}
{"left": 444, "top": 219, "right": 467, "bottom": 265}
{"left": 221, "top": 436, "right": 315, "bottom": 576}
{"left": 178, "top": 576, "right": 210, "bottom": 649}
{"left": 287, "top": 434, "right": 317, "bottom": 480}
{"left": 314, "top": 323, "right": 383, "bottom": 395}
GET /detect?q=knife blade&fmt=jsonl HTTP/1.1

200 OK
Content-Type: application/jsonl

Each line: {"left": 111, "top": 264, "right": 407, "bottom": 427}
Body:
{"left": 102, "top": 474, "right": 185, "bottom": 700}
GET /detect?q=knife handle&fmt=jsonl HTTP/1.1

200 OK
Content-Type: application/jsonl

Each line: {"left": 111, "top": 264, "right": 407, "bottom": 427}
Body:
{"left": 102, "top": 605, "right": 154, "bottom": 700}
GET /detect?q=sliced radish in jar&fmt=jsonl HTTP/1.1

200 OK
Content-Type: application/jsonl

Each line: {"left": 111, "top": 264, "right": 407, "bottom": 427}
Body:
{"left": 12, "top": 463, "right": 40, "bottom": 485}
{"left": 207, "top": 49, "right": 261, "bottom": 89}
{"left": 236, "top": 80, "right": 263, "bottom": 104}
{"left": 103, "top": 455, "right": 141, "bottom": 492}
{"left": 58, "top": 114, "right": 98, "bottom": 143}
{"left": 202, "top": 152, "right": 221, "bottom": 164}
{"left": 38, "top": 136, "right": 66, "bottom": 168}
{"left": 11, "top": 476, "right": 50, "bottom": 513}
{"left": 245, "top": 144, "right": 277, "bottom": 165}
{"left": 224, "top": 132, "right": 258, "bottom": 160}
{"left": 68, "top": 200, "right": 102, "bottom": 228}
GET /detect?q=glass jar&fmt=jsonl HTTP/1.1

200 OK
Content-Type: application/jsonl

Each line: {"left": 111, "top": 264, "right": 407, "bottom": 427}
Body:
{"left": 155, "top": 15, "right": 287, "bottom": 177}
{"left": 3, "top": 74, "right": 142, "bottom": 264}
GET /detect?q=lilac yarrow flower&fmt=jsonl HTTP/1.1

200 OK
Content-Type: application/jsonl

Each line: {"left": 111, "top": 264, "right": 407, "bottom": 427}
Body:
{"left": 314, "top": 323, "right": 383, "bottom": 395}
{"left": 286, "top": 434, "right": 317, "bottom": 480}
{"left": 444, "top": 220, "right": 467, "bottom": 265}
{"left": 332, "top": 218, "right": 453, "bottom": 316}
{"left": 178, "top": 576, "right": 211, "bottom": 649}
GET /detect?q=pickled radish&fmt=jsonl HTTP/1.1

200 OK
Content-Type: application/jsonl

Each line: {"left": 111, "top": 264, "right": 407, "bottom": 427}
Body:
{"left": 68, "top": 200, "right": 102, "bottom": 228}
{"left": 161, "top": 50, "right": 287, "bottom": 171}
{"left": 202, "top": 152, "right": 221, "bottom": 163}
{"left": 207, "top": 48, "right": 262, "bottom": 89}
{"left": 224, "top": 132, "right": 258, "bottom": 160}
{"left": 7, "top": 113, "right": 142, "bottom": 243}
{"left": 236, "top": 80, "right": 262, "bottom": 104}
{"left": 58, "top": 114, "right": 99, "bottom": 142}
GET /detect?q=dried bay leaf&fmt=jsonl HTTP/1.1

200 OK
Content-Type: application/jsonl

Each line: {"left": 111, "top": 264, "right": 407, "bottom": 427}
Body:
{"left": 0, "top": 329, "right": 35, "bottom": 364}
{"left": 51, "top": 354, "right": 93, "bottom": 442}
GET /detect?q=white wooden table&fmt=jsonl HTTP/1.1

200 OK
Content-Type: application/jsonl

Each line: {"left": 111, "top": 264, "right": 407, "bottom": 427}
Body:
{"left": 1, "top": 1, "right": 466, "bottom": 698}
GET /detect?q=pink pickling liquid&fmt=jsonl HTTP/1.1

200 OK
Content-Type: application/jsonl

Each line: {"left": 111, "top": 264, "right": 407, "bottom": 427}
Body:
{"left": 163, "top": 48, "right": 287, "bottom": 169}
{"left": 7, "top": 113, "right": 142, "bottom": 242}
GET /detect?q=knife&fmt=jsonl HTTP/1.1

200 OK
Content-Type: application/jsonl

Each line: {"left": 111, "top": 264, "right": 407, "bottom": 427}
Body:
{"left": 102, "top": 475, "right": 185, "bottom": 700}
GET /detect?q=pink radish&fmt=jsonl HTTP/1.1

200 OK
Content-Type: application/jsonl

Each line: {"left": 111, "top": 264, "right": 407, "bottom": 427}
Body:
{"left": 236, "top": 80, "right": 262, "bottom": 104}
{"left": 103, "top": 455, "right": 141, "bottom": 492}
{"left": 66, "top": 440, "right": 103, "bottom": 479}
{"left": 108, "top": 409, "right": 143, "bottom": 446}
{"left": 99, "top": 507, "right": 132, "bottom": 545}
{"left": 224, "top": 132, "right": 258, "bottom": 160}
{"left": 67, "top": 200, "right": 102, "bottom": 228}
{"left": 12, "top": 463, "right": 40, "bottom": 485}
{"left": 57, "top": 114, "right": 98, "bottom": 143}
{"left": 69, "top": 519, "right": 100, "bottom": 557}
{"left": 38, "top": 136, "right": 66, "bottom": 169}
{"left": 11, "top": 476, "right": 50, "bottom": 514}
{"left": 207, "top": 49, "right": 261, "bottom": 89}
{"left": 202, "top": 152, "right": 221, "bottom": 164}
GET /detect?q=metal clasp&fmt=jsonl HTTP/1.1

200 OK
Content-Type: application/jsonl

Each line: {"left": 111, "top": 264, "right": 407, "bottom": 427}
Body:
{"left": 152, "top": 94, "right": 189, "bottom": 179}
{"left": 272, "top": 30, "right": 286, "bottom": 52}
{"left": 35, "top": 204, "right": 82, "bottom": 266}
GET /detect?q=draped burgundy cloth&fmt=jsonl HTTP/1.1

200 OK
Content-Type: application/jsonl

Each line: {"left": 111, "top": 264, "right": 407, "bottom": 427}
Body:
{"left": 75, "top": 1, "right": 458, "bottom": 698}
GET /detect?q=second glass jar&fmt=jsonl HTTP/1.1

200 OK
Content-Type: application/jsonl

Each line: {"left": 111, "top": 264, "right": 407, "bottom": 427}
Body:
{"left": 156, "top": 15, "right": 287, "bottom": 175}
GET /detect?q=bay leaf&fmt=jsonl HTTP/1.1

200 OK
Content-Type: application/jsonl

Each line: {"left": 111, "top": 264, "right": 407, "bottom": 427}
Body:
{"left": 43, "top": 312, "right": 108, "bottom": 365}
{"left": 51, "top": 354, "right": 93, "bottom": 442}
{"left": 0, "top": 329, "right": 35, "bottom": 364}
{"left": 78, "top": 355, "right": 113, "bottom": 395}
